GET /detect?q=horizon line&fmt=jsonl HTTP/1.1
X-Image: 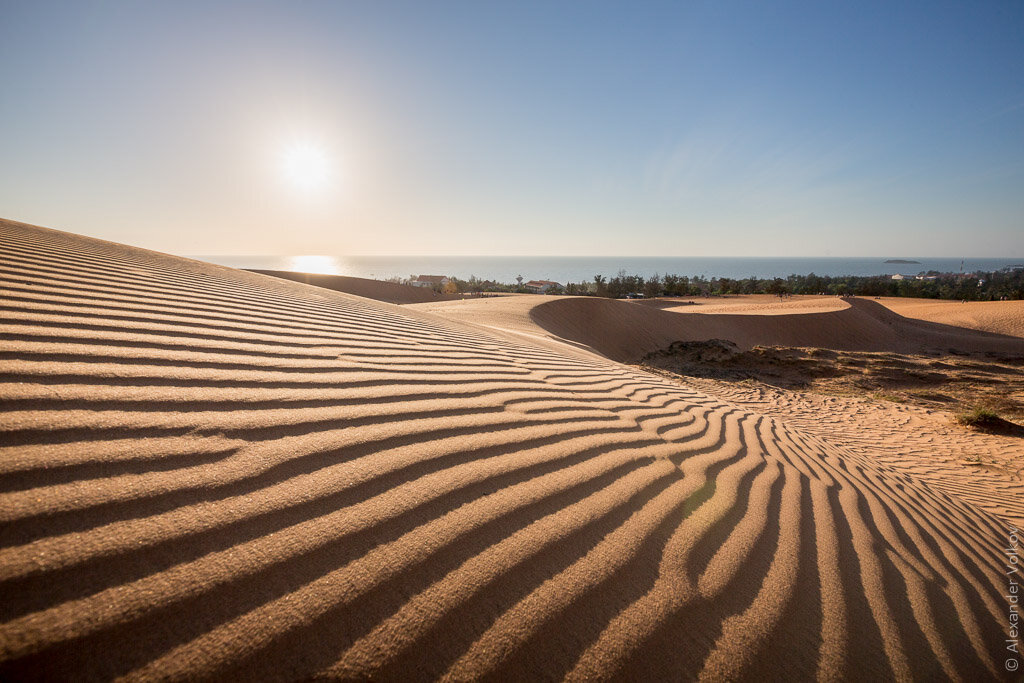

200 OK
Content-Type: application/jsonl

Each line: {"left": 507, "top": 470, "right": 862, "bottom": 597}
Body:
{"left": 187, "top": 253, "right": 1024, "bottom": 260}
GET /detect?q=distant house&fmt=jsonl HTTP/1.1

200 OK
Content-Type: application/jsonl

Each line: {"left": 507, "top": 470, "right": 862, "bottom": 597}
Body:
{"left": 890, "top": 274, "right": 905, "bottom": 280}
{"left": 410, "top": 275, "right": 449, "bottom": 288}
{"left": 523, "top": 279, "right": 561, "bottom": 293}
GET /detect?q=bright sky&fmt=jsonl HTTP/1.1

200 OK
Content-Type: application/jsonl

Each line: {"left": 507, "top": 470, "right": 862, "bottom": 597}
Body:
{"left": 1, "top": 1, "right": 1022, "bottom": 256}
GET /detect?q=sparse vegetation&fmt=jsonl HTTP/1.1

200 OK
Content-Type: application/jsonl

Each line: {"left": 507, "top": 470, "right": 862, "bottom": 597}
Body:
{"left": 872, "top": 392, "right": 908, "bottom": 403}
{"left": 953, "top": 405, "right": 1024, "bottom": 435}
{"left": 643, "top": 344, "right": 1024, "bottom": 430}
{"left": 956, "top": 407, "right": 1003, "bottom": 429}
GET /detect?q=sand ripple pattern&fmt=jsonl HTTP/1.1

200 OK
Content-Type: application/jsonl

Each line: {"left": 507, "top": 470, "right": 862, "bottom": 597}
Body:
{"left": 0, "top": 220, "right": 1015, "bottom": 680}
{"left": 685, "top": 379, "right": 1024, "bottom": 527}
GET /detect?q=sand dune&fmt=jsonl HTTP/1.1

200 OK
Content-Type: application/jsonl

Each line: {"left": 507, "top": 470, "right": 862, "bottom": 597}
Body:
{"left": 877, "top": 297, "right": 1024, "bottom": 339}
{"left": 419, "top": 295, "right": 1024, "bottom": 526}
{"left": 248, "top": 269, "right": 460, "bottom": 305}
{"left": 639, "top": 294, "right": 852, "bottom": 316}
{"left": 0, "top": 218, "right": 1018, "bottom": 680}
{"left": 679, "top": 377, "right": 1024, "bottom": 527}
{"left": 528, "top": 295, "right": 1024, "bottom": 362}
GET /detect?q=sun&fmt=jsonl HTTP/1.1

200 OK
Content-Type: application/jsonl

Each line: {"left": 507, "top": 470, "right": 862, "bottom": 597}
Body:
{"left": 281, "top": 141, "right": 331, "bottom": 192}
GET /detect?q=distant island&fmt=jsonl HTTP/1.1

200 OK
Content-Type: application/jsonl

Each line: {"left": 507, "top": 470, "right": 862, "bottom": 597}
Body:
{"left": 884, "top": 259, "right": 921, "bottom": 264}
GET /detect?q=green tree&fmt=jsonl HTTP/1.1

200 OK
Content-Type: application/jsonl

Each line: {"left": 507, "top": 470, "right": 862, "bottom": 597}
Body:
{"left": 643, "top": 274, "right": 663, "bottom": 298}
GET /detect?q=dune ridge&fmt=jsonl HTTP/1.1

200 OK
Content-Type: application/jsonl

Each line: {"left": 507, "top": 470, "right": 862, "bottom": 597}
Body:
{"left": 0, "top": 218, "right": 1017, "bottom": 680}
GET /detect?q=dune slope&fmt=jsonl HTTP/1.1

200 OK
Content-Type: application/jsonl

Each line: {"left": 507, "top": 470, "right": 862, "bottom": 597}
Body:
{"left": 530, "top": 295, "right": 1024, "bottom": 362}
{"left": 0, "top": 219, "right": 1016, "bottom": 680}
{"left": 247, "top": 269, "right": 458, "bottom": 305}
{"left": 877, "top": 297, "right": 1024, "bottom": 339}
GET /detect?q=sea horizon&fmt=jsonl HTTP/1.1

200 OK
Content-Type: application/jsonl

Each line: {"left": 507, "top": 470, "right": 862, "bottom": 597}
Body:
{"left": 191, "top": 254, "right": 1024, "bottom": 285}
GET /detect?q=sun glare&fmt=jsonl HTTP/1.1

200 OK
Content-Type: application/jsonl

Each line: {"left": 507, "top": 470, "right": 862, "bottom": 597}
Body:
{"left": 281, "top": 141, "right": 331, "bottom": 192}
{"left": 287, "top": 255, "right": 340, "bottom": 275}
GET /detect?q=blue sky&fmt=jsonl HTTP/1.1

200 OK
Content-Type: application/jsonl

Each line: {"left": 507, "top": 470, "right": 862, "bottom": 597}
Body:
{"left": 1, "top": 0, "right": 1021, "bottom": 256}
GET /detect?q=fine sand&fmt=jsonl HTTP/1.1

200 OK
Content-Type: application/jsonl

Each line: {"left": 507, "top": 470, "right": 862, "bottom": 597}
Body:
{"left": 524, "top": 295, "right": 1024, "bottom": 363}
{"left": 876, "top": 297, "right": 1024, "bottom": 339}
{"left": 1, "top": 218, "right": 1021, "bottom": 680}
{"left": 639, "top": 294, "right": 852, "bottom": 316}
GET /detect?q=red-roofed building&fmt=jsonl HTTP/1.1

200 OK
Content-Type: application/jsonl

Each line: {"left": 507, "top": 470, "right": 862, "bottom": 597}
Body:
{"left": 524, "top": 279, "right": 561, "bottom": 293}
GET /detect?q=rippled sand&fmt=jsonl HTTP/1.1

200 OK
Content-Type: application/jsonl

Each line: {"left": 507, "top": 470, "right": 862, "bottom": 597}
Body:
{"left": 0, "top": 218, "right": 1019, "bottom": 680}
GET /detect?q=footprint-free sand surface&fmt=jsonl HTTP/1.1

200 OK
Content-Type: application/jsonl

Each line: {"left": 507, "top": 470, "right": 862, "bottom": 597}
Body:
{"left": 876, "top": 296, "right": 1024, "bottom": 339}
{"left": 1, "top": 218, "right": 1021, "bottom": 680}
{"left": 639, "top": 294, "right": 852, "bottom": 316}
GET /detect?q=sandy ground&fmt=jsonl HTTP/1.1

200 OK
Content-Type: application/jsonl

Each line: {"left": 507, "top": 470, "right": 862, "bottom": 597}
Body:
{"left": 1, "top": 218, "right": 1021, "bottom": 680}
{"left": 672, "top": 376, "right": 1024, "bottom": 525}
{"left": 642, "top": 294, "right": 1024, "bottom": 338}
{"left": 639, "top": 294, "right": 852, "bottom": 316}
{"left": 418, "top": 295, "right": 1024, "bottom": 525}
{"left": 876, "top": 297, "right": 1024, "bottom": 339}
{"left": 529, "top": 295, "right": 1024, "bottom": 362}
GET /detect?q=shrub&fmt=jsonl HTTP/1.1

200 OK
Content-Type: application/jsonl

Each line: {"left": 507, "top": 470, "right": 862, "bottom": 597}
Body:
{"left": 955, "top": 407, "right": 1002, "bottom": 428}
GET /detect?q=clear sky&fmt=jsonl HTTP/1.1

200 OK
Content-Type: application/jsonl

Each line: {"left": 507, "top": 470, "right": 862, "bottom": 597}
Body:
{"left": 1, "top": 0, "right": 1022, "bottom": 256}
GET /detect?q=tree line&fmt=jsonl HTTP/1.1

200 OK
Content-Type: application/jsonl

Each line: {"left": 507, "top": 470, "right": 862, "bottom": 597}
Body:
{"left": 406, "top": 268, "right": 1024, "bottom": 301}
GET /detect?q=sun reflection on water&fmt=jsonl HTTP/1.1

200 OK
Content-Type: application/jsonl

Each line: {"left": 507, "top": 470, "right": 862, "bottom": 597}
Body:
{"left": 287, "top": 255, "right": 343, "bottom": 275}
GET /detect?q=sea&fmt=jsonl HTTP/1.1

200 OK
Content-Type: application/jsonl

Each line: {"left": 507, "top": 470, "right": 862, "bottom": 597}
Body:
{"left": 190, "top": 255, "right": 1024, "bottom": 285}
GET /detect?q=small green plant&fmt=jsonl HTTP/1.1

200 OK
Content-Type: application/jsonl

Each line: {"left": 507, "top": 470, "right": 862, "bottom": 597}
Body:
{"left": 955, "top": 407, "right": 1002, "bottom": 428}
{"left": 872, "top": 392, "right": 907, "bottom": 404}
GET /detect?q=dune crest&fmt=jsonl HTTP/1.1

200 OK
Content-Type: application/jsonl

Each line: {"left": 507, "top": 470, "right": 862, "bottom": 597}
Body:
{"left": 0, "top": 219, "right": 1016, "bottom": 680}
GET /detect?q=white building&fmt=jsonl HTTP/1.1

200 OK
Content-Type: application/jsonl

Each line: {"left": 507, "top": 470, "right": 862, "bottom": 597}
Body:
{"left": 410, "top": 275, "right": 450, "bottom": 288}
{"left": 523, "top": 279, "right": 561, "bottom": 293}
